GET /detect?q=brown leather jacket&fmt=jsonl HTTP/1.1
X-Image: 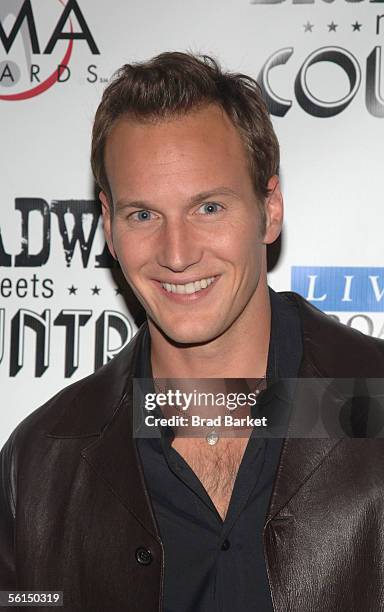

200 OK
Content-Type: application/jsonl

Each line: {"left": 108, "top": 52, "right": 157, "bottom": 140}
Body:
{"left": 1, "top": 292, "right": 384, "bottom": 611}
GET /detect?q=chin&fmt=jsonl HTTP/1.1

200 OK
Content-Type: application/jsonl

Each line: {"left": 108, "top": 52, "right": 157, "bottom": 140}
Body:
{"left": 157, "top": 319, "right": 222, "bottom": 346}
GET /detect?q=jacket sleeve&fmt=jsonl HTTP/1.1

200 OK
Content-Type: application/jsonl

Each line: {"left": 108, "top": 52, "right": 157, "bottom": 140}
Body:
{"left": 0, "top": 431, "right": 17, "bottom": 589}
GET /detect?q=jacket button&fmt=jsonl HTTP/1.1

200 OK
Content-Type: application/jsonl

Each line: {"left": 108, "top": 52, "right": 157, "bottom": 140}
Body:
{"left": 221, "top": 539, "right": 230, "bottom": 551}
{"left": 135, "top": 547, "right": 153, "bottom": 565}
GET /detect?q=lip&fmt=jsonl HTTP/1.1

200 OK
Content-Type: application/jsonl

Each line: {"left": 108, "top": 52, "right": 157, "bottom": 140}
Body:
{"left": 156, "top": 275, "right": 217, "bottom": 285}
{"left": 152, "top": 275, "right": 220, "bottom": 303}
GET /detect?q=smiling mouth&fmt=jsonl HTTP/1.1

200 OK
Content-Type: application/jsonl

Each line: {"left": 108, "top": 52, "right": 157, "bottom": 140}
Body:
{"left": 160, "top": 276, "right": 217, "bottom": 295}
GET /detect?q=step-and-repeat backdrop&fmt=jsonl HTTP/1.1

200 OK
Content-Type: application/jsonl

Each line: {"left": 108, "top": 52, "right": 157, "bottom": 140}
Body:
{"left": 1, "top": 0, "right": 383, "bottom": 447}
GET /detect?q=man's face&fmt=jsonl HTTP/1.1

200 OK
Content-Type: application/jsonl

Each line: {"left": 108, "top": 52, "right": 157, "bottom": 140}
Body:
{"left": 101, "top": 104, "right": 282, "bottom": 345}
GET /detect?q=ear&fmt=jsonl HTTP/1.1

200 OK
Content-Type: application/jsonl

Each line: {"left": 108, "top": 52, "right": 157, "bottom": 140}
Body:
{"left": 99, "top": 191, "right": 117, "bottom": 259}
{"left": 263, "top": 175, "right": 283, "bottom": 245}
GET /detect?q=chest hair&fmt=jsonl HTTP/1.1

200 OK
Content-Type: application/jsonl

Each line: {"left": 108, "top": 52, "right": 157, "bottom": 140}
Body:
{"left": 171, "top": 437, "right": 249, "bottom": 520}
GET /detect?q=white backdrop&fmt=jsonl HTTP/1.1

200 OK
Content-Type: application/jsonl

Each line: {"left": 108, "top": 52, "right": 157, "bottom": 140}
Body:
{"left": 1, "top": 0, "right": 383, "bottom": 447}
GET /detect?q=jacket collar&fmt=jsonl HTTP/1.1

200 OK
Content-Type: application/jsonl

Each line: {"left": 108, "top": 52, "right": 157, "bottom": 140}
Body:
{"left": 47, "top": 292, "right": 384, "bottom": 530}
{"left": 47, "top": 323, "right": 161, "bottom": 540}
{"left": 265, "top": 292, "right": 384, "bottom": 521}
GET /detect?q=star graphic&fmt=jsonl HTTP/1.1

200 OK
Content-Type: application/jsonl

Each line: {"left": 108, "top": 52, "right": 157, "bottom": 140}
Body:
{"left": 303, "top": 21, "right": 314, "bottom": 33}
{"left": 91, "top": 286, "right": 101, "bottom": 295}
{"left": 352, "top": 21, "right": 362, "bottom": 31}
{"left": 115, "top": 287, "right": 122, "bottom": 295}
{"left": 68, "top": 285, "right": 77, "bottom": 295}
{"left": 328, "top": 21, "right": 338, "bottom": 32}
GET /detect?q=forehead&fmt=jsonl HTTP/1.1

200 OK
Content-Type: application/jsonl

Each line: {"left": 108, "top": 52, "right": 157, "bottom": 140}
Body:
{"left": 103, "top": 104, "right": 253, "bottom": 200}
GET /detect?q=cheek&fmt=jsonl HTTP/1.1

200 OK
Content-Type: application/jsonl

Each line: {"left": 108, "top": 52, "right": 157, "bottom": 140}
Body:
{"left": 111, "top": 225, "right": 146, "bottom": 270}
{"left": 215, "top": 228, "right": 262, "bottom": 264}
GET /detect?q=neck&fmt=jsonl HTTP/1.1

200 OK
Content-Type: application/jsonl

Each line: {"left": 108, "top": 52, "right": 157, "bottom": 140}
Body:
{"left": 149, "top": 279, "right": 271, "bottom": 380}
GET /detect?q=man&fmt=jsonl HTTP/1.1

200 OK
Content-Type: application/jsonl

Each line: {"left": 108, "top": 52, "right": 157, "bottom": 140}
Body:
{"left": 1, "top": 52, "right": 384, "bottom": 611}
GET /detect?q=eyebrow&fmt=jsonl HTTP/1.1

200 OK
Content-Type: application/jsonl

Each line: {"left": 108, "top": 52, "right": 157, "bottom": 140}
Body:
{"left": 115, "top": 187, "right": 241, "bottom": 210}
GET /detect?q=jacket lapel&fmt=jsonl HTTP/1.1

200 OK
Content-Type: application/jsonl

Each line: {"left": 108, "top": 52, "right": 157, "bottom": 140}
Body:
{"left": 265, "top": 359, "right": 343, "bottom": 521}
{"left": 48, "top": 322, "right": 160, "bottom": 542}
{"left": 265, "top": 291, "right": 383, "bottom": 521}
{"left": 266, "top": 437, "right": 343, "bottom": 520}
{"left": 80, "top": 386, "right": 160, "bottom": 541}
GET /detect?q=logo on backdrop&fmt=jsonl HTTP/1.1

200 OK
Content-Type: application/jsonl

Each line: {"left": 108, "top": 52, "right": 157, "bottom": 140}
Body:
{"left": 253, "top": 0, "right": 384, "bottom": 117}
{"left": 0, "top": 198, "right": 113, "bottom": 269}
{"left": 0, "top": 199, "right": 134, "bottom": 378}
{"left": 291, "top": 266, "right": 384, "bottom": 337}
{"left": 0, "top": 0, "right": 99, "bottom": 101}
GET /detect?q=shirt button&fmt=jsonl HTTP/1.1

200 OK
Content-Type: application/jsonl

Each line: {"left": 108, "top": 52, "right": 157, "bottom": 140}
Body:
{"left": 221, "top": 539, "right": 230, "bottom": 551}
{"left": 135, "top": 547, "right": 153, "bottom": 565}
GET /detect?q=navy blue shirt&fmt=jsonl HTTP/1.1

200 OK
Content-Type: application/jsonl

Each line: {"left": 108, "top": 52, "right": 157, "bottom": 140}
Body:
{"left": 135, "top": 289, "right": 302, "bottom": 611}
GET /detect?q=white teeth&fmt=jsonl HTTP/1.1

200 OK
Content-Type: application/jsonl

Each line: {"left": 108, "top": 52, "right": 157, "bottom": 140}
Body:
{"left": 185, "top": 283, "right": 195, "bottom": 294}
{"left": 161, "top": 276, "right": 216, "bottom": 294}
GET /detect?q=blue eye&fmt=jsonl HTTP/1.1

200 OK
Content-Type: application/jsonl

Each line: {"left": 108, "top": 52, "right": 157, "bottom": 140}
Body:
{"left": 198, "top": 202, "right": 223, "bottom": 215}
{"left": 132, "top": 210, "right": 152, "bottom": 222}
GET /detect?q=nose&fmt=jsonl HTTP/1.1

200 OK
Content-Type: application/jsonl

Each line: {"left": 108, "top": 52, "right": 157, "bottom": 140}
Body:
{"left": 156, "top": 217, "right": 203, "bottom": 272}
